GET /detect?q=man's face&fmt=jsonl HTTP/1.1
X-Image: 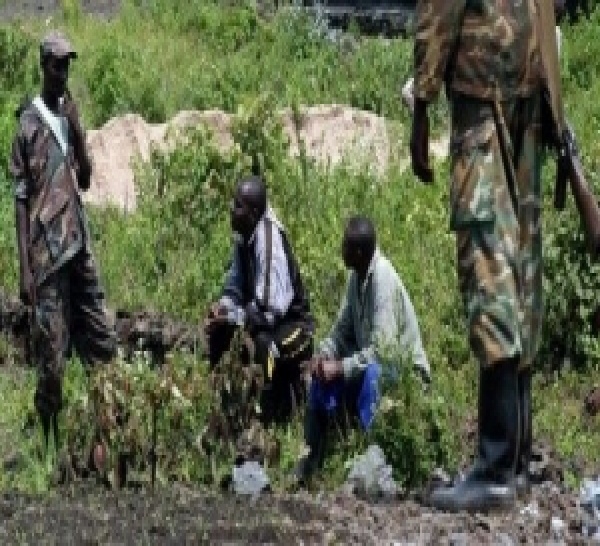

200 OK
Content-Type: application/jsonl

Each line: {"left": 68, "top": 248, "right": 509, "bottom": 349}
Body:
{"left": 342, "top": 235, "right": 361, "bottom": 271}
{"left": 230, "top": 193, "right": 255, "bottom": 239}
{"left": 42, "top": 55, "right": 70, "bottom": 99}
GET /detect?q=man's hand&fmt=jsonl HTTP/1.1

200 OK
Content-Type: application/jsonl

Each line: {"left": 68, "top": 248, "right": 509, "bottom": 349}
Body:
{"left": 301, "top": 356, "right": 320, "bottom": 377}
{"left": 19, "top": 267, "right": 35, "bottom": 307}
{"left": 61, "top": 90, "right": 92, "bottom": 190}
{"left": 61, "top": 90, "right": 84, "bottom": 141}
{"left": 318, "top": 359, "right": 343, "bottom": 382}
{"left": 410, "top": 98, "right": 434, "bottom": 184}
{"left": 302, "top": 356, "right": 343, "bottom": 383}
{"left": 203, "top": 302, "right": 228, "bottom": 334}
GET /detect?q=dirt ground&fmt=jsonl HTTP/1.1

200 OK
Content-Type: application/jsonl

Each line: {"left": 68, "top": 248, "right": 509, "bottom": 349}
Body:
{"left": 0, "top": 0, "right": 121, "bottom": 20}
{"left": 0, "top": 480, "right": 594, "bottom": 544}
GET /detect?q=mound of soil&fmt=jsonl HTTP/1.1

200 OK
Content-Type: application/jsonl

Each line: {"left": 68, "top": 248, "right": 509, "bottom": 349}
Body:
{"left": 84, "top": 106, "right": 448, "bottom": 212}
{"left": 83, "top": 106, "right": 392, "bottom": 212}
{"left": 85, "top": 110, "right": 233, "bottom": 212}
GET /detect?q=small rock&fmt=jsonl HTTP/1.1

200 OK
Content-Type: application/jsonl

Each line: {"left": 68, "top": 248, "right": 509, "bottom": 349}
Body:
{"left": 232, "top": 461, "right": 270, "bottom": 496}
{"left": 344, "top": 444, "right": 399, "bottom": 500}
{"left": 584, "top": 386, "right": 600, "bottom": 416}
{"left": 551, "top": 516, "right": 566, "bottom": 537}
{"left": 430, "top": 467, "right": 452, "bottom": 487}
{"left": 580, "top": 476, "right": 600, "bottom": 540}
{"left": 520, "top": 501, "right": 540, "bottom": 518}
{"left": 0, "top": 500, "right": 16, "bottom": 519}
{"left": 474, "top": 514, "right": 492, "bottom": 532}
{"left": 3, "top": 451, "right": 26, "bottom": 472}
{"left": 494, "top": 532, "right": 515, "bottom": 545}
{"left": 449, "top": 532, "right": 468, "bottom": 546}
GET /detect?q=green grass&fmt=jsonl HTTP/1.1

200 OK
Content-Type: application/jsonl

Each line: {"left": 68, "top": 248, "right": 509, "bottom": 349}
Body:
{"left": 0, "top": 1, "right": 598, "bottom": 493}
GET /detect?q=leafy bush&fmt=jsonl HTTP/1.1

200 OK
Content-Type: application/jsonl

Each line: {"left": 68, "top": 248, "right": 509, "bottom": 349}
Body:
{"left": 0, "top": 105, "right": 20, "bottom": 290}
{"left": 0, "top": 26, "right": 39, "bottom": 98}
{"left": 370, "top": 367, "right": 458, "bottom": 488}
{"left": 541, "top": 209, "right": 600, "bottom": 371}
{"left": 538, "top": 13, "right": 600, "bottom": 372}
{"left": 63, "top": 351, "right": 213, "bottom": 486}
{"left": 84, "top": 39, "right": 166, "bottom": 126}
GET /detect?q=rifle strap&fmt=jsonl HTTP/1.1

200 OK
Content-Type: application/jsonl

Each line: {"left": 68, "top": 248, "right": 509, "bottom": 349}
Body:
{"left": 491, "top": 100, "right": 519, "bottom": 216}
{"left": 262, "top": 219, "right": 273, "bottom": 310}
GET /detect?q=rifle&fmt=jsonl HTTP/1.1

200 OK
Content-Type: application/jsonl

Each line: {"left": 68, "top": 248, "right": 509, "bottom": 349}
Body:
{"left": 554, "top": 124, "right": 600, "bottom": 258}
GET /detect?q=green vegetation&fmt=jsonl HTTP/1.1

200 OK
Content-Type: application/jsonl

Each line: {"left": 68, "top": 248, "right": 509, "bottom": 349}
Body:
{"left": 0, "top": 1, "right": 598, "bottom": 493}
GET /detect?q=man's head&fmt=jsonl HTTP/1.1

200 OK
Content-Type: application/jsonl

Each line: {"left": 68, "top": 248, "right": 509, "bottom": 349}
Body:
{"left": 554, "top": 0, "right": 566, "bottom": 22}
{"left": 342, "top": 215, "right": 376, "bottom": 275}
{"left": 40, "top": 31, "right": 77, "bottom": 101}
{"left": 230, "top": 175, "right": 268, "bottom": 240}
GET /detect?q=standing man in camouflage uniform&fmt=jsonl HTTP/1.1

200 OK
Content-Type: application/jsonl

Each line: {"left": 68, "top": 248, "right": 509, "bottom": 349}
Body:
{"left": 411, "top": 0, "right": 561, "bottom": 511}
{"left": 10, "top": 31, "right": 117, "bottom": 453}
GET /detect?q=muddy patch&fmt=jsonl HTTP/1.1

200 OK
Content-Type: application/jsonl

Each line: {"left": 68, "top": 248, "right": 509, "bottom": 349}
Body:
{"left": 0, "top": 481, "right": 592, "bottom": 544}
{"left": 0, "top": 0, "right": 121, "bottom": 21}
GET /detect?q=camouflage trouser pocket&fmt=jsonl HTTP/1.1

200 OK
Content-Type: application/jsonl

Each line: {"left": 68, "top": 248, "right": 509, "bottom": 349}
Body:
{"left": 449, "top": 118, "right": 497, "bottom": 230}
{"left": 38, "top": 187, "right": 71, "bottom": 262}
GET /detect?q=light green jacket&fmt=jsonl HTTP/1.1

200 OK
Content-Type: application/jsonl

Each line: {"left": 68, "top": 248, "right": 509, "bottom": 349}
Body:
{"left": 319, "top": 250, "right": 430, "bottom": 380}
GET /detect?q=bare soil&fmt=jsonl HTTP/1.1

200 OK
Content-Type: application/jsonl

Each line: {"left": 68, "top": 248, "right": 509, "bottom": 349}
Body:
{"left": 84, "top": 106, "right": 448, "bottom": 212}
{"left": 0, "top": 0, "right": 121, "bottom": 20}
{"left": 0, "top": 480, "right": 593, "bottom": 544}
{"left": 84, "top": 107, "right": 399, "bottom": 212}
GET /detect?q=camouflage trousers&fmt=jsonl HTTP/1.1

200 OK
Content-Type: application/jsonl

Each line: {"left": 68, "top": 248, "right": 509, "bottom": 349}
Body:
{"left": 449, "top": 93, "right": 542, "bottom": 370}
{"left": 33, "top": 245, "right": 117, "bottom": 416}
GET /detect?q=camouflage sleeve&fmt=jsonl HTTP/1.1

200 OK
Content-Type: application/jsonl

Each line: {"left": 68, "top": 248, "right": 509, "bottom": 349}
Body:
{"left": 9, "top": 129, "right": 30, "bottom": 201}
{"left": 414, "top": 0, "right": 467, "bottom": 102}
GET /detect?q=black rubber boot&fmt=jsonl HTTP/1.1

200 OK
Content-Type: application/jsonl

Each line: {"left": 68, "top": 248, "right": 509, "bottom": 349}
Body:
{"left": 515, "top": 369, "right": 532, "bottom": 498}
{"left": 40, "top": 410, "right": 51, "bottom": 455}
{"left": 294, "top": 406, "right": 327, "bottom": 486}
{"left": 35, "top": 377, "right": 62, "bottom": 458}
{"left": 429, "top": 357, "right": 520, "bottom": 512}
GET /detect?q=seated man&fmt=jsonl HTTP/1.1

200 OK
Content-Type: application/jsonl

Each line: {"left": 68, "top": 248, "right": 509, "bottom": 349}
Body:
{"left": 204, "top": 175, "right": 314, "bottom": 424}
{"left": 297, "top": 216, "right": 430, "bottom": 481}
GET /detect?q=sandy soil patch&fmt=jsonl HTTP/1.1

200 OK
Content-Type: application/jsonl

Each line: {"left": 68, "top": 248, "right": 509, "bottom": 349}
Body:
{"left": 84, "top": 106, "right": 448, "bottom": 211}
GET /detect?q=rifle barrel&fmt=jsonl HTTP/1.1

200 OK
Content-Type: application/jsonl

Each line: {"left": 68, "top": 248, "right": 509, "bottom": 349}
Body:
{"left": 569, "top": 156, "right": 600, "bottom": 257}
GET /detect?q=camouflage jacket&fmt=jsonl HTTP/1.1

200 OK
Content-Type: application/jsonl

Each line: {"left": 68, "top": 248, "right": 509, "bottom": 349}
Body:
{"left": 414, "top": 0, "right": 545, "bottom": 102}
{"left": 10, "top": 100, "right": 86, "bottom": 286}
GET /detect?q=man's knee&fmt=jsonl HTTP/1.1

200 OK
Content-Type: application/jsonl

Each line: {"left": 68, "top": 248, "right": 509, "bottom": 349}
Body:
{"left": 208, "top": 323, "right": 236, "bottom": 368}
{"left": 73, "top": 307, "right": 118, "bottom": 367}
{"left": 252, "top": 331, "right": 272, "bottom": 365}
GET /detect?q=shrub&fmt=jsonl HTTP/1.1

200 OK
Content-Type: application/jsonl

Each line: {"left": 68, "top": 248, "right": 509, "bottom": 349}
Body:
{"left": 370, "top": 367, "right": 458, "bottom": 488}
{"left": 0, "top": 26, "right": 39, "bottom": 98}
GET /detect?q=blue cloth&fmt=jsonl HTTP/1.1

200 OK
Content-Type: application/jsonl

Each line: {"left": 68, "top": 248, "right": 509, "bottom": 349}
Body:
{"left": 309, "top": 361, "right": 382, "bottom": 430}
